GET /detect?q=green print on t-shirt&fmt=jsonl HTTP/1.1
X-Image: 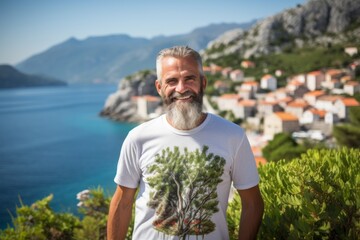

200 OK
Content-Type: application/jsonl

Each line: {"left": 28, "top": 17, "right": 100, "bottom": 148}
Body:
{"left": 147, "top": 145, "right": 226, "bottom": 240}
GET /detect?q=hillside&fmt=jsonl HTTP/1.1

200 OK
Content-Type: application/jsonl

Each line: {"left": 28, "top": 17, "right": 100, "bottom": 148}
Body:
{"left": 203, "top": 0, "right": 360, "bottom": 61}
{"left": 16, "top": 21, "right": 256, "bottom": 84}
{"left": 0, "top": 65, "right": 67, "bottom": 89}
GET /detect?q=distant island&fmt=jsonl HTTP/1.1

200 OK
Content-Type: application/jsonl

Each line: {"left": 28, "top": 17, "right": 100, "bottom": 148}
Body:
{"left": 0, "top": 65, "right": 67, "bottom": 89}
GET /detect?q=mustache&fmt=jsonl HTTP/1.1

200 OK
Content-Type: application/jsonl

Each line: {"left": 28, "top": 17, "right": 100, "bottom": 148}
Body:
{"left": 170, "top": 91, "right": 196, "bottom": 100}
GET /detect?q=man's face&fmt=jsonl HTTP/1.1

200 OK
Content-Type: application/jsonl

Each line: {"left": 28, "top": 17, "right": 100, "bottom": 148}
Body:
{"left": 155, "top": 56, "right": 206, "bottom": 107}
{"left": 155, "top": 56, "right": 207, "bottom": 129}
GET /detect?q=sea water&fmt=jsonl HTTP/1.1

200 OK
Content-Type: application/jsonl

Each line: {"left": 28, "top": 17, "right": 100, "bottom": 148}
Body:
{"left": 0, "top": 84, "right": 136, "bottom": 229}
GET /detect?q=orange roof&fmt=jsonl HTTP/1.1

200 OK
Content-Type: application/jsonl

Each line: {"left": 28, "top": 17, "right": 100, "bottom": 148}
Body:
{"left": 326, "top": 69, "right": 343, "bottom": 75}
{"left": 278, "top": 96, "right": 293, "bottom": 103}
{"left": 309, "top": 108, "right": 326, "bottom": 117}
{"left": 255, "top": 157, "right": 267, "bottom": 167}
{"left": 259, "top": 100, "right": 278, "bottom": 106}
{"left": 238, "top": 100, "right": 256, "bottom": 107}
{"left": 345, "top": 81, "right": 360, "bottom": 86}
{"left": 203, "top": 66, "right": 211, "bottom": 71}
{"left": 304, "top": 90, "right": 325, "bottom": 97}
{"left": 262, "top": 74, "right": 273, "bottom": 79}
{"left": 287, "top": 100, "right": 309, "bottom": 108}
{"left": 243, "top": 81, "right": 259, "bottom": 86}
{"left": 275, "top": 112, "right": 298, "bottom": 121}
{"left": 340, "top": 98, "right": 360, "bottom": 106}
{"left": 219, "top": 93, "right": 241, "bottom": 99}
{"left": 318, "top": 95, "right": 343, "bottom": 102}
{"left": 307, "top": 70, "right": 323, "bottom": 76}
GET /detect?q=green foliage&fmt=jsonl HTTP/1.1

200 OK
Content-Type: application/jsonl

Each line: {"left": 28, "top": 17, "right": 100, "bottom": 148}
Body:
{"left": 227, "top": 147, "right": 360, "bottom": 239}
{"left": 333, "top": 107, "right": 360, "bottom": 148}
{"left": 74, "top": 187, "right": 110, "bottom": 240}
{"left": 0, "top": 195, "right": 80, "bottom": 240}
{"left": 262, "top": 133, "right": 306, "bottom": 162}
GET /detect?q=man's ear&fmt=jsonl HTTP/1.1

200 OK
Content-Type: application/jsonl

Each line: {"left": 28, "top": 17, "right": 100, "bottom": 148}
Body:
{"left": 155, "top": 79, "right": 162, "bottom": 95}
{"left": 202, "top": 76, "right": 207, "bottom": 90}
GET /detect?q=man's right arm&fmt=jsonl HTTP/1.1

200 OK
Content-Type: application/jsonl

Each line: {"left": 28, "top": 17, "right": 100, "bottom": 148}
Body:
{"left": 107, "top": 185, "right": 137, "bottom": 240}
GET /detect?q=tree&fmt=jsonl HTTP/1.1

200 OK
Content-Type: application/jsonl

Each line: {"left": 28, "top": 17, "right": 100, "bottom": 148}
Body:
{"left": 262, "top": 132, "right": 306, "bottom": 162}
{"left": 147, "top": 146, "right": 225, "bottom": 239}
{"left": 333, "top": 106, "right": 360, "bottom": 148}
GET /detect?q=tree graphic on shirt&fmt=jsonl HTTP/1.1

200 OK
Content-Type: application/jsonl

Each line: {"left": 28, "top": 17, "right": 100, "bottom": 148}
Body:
{"left": 147, "top": 145, "right": 225, "bottom": 239}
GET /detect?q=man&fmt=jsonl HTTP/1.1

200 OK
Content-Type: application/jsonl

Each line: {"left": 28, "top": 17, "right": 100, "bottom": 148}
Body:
{"left": 107, "top": 46, "right": 264, "bottom": 240}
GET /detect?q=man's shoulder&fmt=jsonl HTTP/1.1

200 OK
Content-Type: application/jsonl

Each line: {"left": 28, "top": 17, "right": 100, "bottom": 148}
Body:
{"left": 128, "top": 115, "right": 164, "bottom": 137}
{"left": 208, "top": 113, "right": 245, "bottom": 135}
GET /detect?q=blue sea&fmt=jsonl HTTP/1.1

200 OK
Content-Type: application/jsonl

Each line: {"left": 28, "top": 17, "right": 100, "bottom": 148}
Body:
{"left": 0, "top": 84, "right": 137, "bottom": 229}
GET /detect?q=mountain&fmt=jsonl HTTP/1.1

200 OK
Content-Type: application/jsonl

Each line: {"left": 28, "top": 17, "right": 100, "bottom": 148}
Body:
{"left": 0, "top": 65, "right": 67, "bottom": 89}
{"left": 203, "top": 0, "right": 360, "bottom": 61}
{"left": 16, "top": 21, "right": 256, "bottom": 84}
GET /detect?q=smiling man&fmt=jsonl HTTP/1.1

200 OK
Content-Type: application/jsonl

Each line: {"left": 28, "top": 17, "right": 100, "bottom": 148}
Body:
{"left": 107, "top": 46, "right": 264, "bottom": 240}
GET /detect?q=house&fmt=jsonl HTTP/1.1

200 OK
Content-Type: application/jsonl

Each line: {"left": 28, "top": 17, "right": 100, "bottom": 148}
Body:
{"left": 257, "top": 101, "right": 282, "bottom": 117}
{"left": 230, "top": 69, "right": 244, "bottom": 82}
{"left": 285, "top": 99, "right": 310, "bottom": 119}
{"left": 233, "top": 99, "right": 257, "bottom": 119}
{"left": 261, "top": 74, "right": 277, "bottom": 91}
{"left": 278, "top": 96, "right": 294, "bottom": 109}
{"left": 275, "top": 69, "right": 283, "bottom": 77}
{"left": 344, "top": 81, "right": 360, "bottom": 95}
{"left": 134, "top": 95, "right": 162, "bottom": 119}
{"left": 334, "top": 98, "right": 360, "bottom": 120}
{"left": 288, "top": 74, "right": 306, "bottom": 84}
{"left": 214, "top": 80, "right": 230, "bottom": 94}
{"left": 203, "top": 66, "right": 211, "bottom": 74}
{"left": 238, "top": 81, "right": 259, "bottom": 99}
{"left": 241, "top": 60, "right": 256, "bottom": 68}
{"left": 315, "top": 95, "right": 343, "bottom": 112}
{"left": 264, "top": 112, "right": 300, "bottom": 140}
{"left": 286, "top": 79, "right": 309, "bottom": 98}
{"left": 222, "top": 67, "right": 232, "bottom": 78}
{"left": 217, "top": 94, "right": 241, "bottom": 111}
{"left": 303, "top": 90, "right": 326, "bottom": 106}
{"left": 210, "top": 63, "right": 223, "bottom": 74}
{"left": 324, "top": 112, "right": 340, "bottom": 125}
{"left": 301, "top": 108, "right": 326, "bottom": 124}
{"left": 322, "top": 69, "right": 344, "bottom": 89}
{"left": 344, "top": 47, "right": 358, "bottom": 56}
{"left": 306, "top": 71, "right": 325, "bottom": 91}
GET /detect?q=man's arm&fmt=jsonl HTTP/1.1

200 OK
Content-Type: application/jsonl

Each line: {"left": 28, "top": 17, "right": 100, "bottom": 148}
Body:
{"left": 107, "top": 185, "right": 137, "bottom": 240}
{"left": 237, "top": 185, "right": 264, "bottom": 240}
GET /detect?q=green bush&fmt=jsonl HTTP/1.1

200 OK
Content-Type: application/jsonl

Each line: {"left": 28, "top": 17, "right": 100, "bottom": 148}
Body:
{"left": 227, "top": 147, "right": 360, "bottom": 239}
{"left": 0, "top": 195, "right": 80, "bottom": 240}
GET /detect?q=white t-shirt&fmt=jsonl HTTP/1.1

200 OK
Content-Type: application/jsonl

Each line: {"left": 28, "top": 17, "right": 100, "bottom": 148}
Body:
{"left": 114, "top": 113, "right": 259, "bottom": 240}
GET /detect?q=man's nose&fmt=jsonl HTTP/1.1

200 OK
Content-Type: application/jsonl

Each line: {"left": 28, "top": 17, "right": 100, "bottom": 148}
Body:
{"left": 175, "top": 80, "right": 187, "bottom": 93}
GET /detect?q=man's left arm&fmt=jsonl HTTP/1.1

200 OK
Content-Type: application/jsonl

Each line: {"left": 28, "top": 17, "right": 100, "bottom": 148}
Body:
{"left": 237, "top": 185, "right": 264, "bottom": 240}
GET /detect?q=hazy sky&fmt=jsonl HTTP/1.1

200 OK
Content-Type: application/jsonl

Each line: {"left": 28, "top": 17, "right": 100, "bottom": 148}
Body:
{"left": 0, "top": 0, "right": 306, "bottom": 65}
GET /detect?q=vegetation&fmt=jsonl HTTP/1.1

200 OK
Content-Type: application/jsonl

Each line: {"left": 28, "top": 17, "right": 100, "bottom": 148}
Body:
{"left": 262, "top": 133, "right": 307, "bottom": 162}
{"left": 228, "top": 147, "right": 360, "bottom": 239}
{"left": 333, "top": 106, "right": 360, "bottom": 148}
{"left": 1, "top": 148, "right": 359, "bottom": 239}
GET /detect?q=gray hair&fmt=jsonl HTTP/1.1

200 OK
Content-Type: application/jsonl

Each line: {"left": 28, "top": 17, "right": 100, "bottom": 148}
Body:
{"left": 156, "top": 46, "right": 204, "bottom": 82}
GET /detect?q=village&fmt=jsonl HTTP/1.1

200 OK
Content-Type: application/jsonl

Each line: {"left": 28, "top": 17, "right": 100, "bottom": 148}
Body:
{"left": 128, "top": 47, "right": 360, "bottom": 165}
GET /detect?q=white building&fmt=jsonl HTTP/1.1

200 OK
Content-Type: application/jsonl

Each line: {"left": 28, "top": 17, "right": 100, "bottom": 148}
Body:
{"left": 261, "top": 74, "right": 277, "bottom": 91}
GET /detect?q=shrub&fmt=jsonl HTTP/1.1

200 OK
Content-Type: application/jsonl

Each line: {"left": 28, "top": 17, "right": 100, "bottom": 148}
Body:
{"left": 227, "top": 147, "right": 360, "bottom": 239}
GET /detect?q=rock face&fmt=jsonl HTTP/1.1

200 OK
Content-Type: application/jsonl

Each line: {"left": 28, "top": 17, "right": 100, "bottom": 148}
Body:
{"left": 204, "top": 0, "right": 360, "bottom": 60}
{"left": 100, "top": 70, "right": 159, "bottom": 122}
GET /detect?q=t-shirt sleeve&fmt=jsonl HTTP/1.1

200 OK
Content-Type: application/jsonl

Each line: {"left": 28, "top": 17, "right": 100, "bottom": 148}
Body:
{"left": 114, "top": 133, "right": 141, "bottom": 189}
{"left": 231, "top": 132, "right": 259, "bottom": 190}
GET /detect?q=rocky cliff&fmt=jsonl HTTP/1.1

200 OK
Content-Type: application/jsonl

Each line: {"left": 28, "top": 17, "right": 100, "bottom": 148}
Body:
{"left": 100, "top": 70, "right": 159, "bottom": 122}
{"left": 204, "top": 0, "right": 360, "bottom": 60}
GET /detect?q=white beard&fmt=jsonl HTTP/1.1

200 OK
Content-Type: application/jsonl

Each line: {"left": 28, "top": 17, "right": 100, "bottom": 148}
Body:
{"left": 166, "top": 100, "right": 203, "bottom": 130}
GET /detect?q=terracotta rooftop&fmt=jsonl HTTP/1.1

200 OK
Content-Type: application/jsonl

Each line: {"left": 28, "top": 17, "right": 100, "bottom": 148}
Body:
{"left": 309, "top": 108, "right": 326, "bottom": 117}
{"left": 318, "top": 95, "right": 343, "bottom": 102}
{"left": 345, "top": 81, "right": 360, "bottom": 86}
{"left": 287, "top": 100, "right": 309, "bottom": 108}
{"left": 340, "top": 98, "right": 360, "bottom": 106}
{"left": 238, "top": 100, "right": 257, "bottom": 107}
{"left": 304, "top": 90, "right": 326, "bottom": 97}
{"left": 275, "top": 112, "right": 298, "bottom": 121}
{"left": 255, "top": 157, "right": 267, "bottom": 167}
{"left": 307, "top": 70, "right": 323, "bottom": 76}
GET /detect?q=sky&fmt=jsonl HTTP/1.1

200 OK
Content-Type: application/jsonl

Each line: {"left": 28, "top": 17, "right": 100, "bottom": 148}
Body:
{"left": 0, "top": 0, "right": 306, "bottom": 65}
